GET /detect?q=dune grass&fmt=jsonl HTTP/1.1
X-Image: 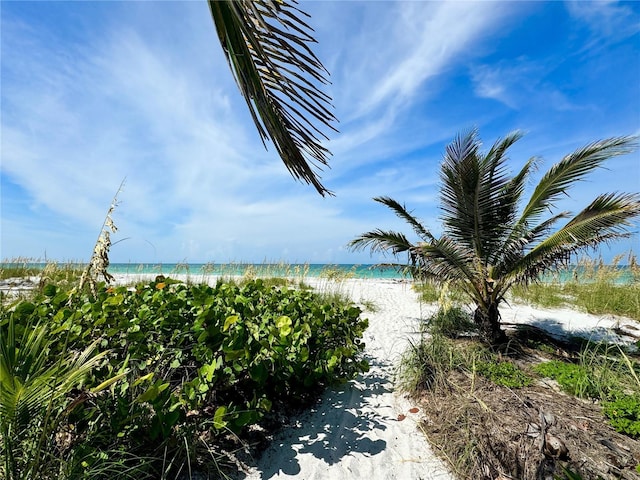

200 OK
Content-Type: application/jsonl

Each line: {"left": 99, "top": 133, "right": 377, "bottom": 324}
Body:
{"left": 510, "top": 254, "right": 640, "bottom": 320}
{"left": 413, "top": 254, "right": 640, "bottom": 321}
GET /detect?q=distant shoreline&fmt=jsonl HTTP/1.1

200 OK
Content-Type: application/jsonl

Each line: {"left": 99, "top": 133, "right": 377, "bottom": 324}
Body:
{"left": 2, "top": 261, "right": 639, "bottom": 283}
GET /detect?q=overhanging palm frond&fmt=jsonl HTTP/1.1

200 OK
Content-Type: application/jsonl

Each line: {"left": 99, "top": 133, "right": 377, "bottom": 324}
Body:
{"left": 209, "top": 0, "right": 337, "bottom": 196}
{"left": 519, "top": 136, "right": 638, "bottom": 224}
{"left": 373, "top": 196, "right": 435, "bottom": 242}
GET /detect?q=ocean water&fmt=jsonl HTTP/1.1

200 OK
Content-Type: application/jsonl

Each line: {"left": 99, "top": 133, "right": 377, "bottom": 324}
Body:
{"left": 107, "top": 263, "right": 409, "bottom": 280}
{"left": 2, "top": 262, "right": 637, "bottom": 284}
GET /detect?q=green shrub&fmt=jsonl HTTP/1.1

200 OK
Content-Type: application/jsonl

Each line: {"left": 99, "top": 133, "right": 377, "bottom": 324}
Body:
{"left": 475, "top": 360, "right": 532, "bottom": 388}
{"left": 426, "top": 306, "right": 476, "bottom": 338}
{"left": 1, "top": 277, "right": 369, "bottom": 479}
{"left": 602, "top": 394, "right": 640, "bottom": 437}
{"left": 534, "top": 360, "right": 600, "bottom": 398}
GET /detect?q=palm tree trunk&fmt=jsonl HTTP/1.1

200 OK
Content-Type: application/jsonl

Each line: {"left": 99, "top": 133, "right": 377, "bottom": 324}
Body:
{"left": 473, "top": 303, "right": 507, "bottom": 345}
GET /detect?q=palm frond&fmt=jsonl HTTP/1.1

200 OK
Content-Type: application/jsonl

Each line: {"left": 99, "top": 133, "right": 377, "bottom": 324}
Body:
{"left": 508, "top": 192, "right": 640, "bottom": 283}
{"left": 348, "top": 229, "right": 415, "bottom": 256}
{"left": 563, "top": 192, "right": 640, "bottom": 233}
{"left": 494, "top": 211, "right": 570, "bottom": 278}
{"left": 440, "top": 130, "right": 519, "bottom": 260}
{"left": 373, "top": 196, "right": 435, "bottom": 242}
{"left": 483, "top": 130, "right": 524, "bottom": 164}
{"left": 493, "top": 156, "right": 538, "bottom": 263}
{"left": 208, "top": 0, "right": 336, "bottom": 195}
{"left": 413, "top": 238, "right": 484, "bottom": 305}
{"left": 519, "top": 136, "right": 638, "bottom": 224}
{"left": 414, "top": 237, "right": 476, "bottom": 283}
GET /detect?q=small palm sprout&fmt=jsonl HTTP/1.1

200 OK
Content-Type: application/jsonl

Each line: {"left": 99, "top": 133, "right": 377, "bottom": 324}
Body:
{"left": 350, "top": 130, "right": 640, "bottom": 344}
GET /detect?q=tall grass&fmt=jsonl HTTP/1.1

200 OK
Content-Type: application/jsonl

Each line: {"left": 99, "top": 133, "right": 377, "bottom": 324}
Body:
{"left": 510, "top": 253, "right": 640, "bottom": 320}
{"left": 0, "top": 258, "right": 83, "bottom": 282}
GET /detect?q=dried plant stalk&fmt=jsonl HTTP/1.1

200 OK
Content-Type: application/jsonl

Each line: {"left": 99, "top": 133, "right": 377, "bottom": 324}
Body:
{"left": 77, "top": 180, "right": 125, "bottom": 296}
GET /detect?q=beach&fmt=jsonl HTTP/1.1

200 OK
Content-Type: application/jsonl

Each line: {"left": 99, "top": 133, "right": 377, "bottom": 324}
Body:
{"left": 241, "top": 278, "right": 453, "bottom": 480}
{"left": 105, "top": 274, "right": 640, "bottom": 479}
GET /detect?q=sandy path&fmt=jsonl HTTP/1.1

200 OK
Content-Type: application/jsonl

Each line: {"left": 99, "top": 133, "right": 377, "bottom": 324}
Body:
{"left": 242, "top": 279, "right": 453, "bottom": 480}
{"left": 112, "top": 274, "right": 454, "bottom": 478}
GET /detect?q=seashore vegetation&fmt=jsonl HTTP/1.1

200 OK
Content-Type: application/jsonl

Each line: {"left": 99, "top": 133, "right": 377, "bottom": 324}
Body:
{"left": 350, "top": 130, "right": 640, "bottom": 345}
{"left": 352, "top": 130, "right": 640, "bottom": 479}
{"left": 0, "top": 194, "right": 372, "bottom": 479}
{"left": 0, "top": 271, "right": 369, "bottom": 479}
{"left": 2, "top": 254, "right": 639, "bottom": 479}
{"left": 398, "top": 296, "right": 640, "bottom": 479}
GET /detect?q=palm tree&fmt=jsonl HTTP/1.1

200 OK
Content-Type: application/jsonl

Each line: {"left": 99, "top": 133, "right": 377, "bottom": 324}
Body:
{"left": 350, "top": 130, "right": 640, "bottom": 344}
{"left": 0, "top": 314, "right": 119, "bottom": 478}
{"left": 208, "top": 0, "right": 336, "bottom": 196}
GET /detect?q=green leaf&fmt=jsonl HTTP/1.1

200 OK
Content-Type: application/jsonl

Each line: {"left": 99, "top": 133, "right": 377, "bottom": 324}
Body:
{"left": 327, "top": 355, "right": 339, "bottom": 369}
{"left": 200, "top": 357, "right": 222, "bottom": 382}
{"left": 135, "top": 385, "right": 159, "bottom": 403}
{"left": 213, "top": 406, "right": 227, "bottom": 430}
{"left": 43, "top": 284, "right": 57, "bottom": 297}
{"left": 259, "top": 397, "right": 272, "bottom": 412}
{"left": 276, "top": 315, "right": 292, "bottom": 336}
{"left": 13, "top": 301, "right": 35, "bottom": 318}
{"left": 224, "top": 315, "right": 240, "bottom": 332}
{"left": 249, "top": 363, "right": 268, "bottom": 384}
{"left": 132, "top": 372, "right": 154, "bottom": 388}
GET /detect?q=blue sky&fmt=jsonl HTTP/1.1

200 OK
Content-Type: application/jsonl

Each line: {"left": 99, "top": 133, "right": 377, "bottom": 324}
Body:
{"left": 1, "top": 1, "right": 639, "bottom": 265}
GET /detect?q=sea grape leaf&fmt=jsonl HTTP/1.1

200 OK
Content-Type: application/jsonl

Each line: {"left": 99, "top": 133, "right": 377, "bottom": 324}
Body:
{"left": 224, "top": 315, "right": 240, "bottom": 332}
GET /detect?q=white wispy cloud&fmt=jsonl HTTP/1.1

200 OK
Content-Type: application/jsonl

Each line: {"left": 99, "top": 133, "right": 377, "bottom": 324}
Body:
{"left": 1, "top": 1, "right": 638, "bottom": 263}
{"left": 565, "top": 0, "right": 640, "bottom": 45}
{"left": 470, "top": 58, "right": 580, "bottom": 111}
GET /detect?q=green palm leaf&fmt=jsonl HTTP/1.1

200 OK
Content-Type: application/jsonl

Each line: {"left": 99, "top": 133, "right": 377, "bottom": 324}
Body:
{"left": 209, "top": 0, "right": 336, "bottom": 195}
{"left": 373, "top": 196, "right": 435, "bottom": 242}
{"left": 519, "top": 136, "right": 637, "bottom": 225}
{"left": 509, "top": 193, "right": 640, "bottom": 282}
{"left": 1, "top": 315, "right": 109, "bottom": 478}
{"left": 348, "top": 229, "right": 415, "bottom": 256}
{"left": 440, "top": 131, "right": 517, "bottom": 260}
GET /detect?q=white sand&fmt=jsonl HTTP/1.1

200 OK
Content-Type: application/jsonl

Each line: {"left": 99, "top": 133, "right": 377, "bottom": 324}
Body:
{"left": 111, "top": 274, "right": 640, "bottom": 479}
{"left": 243, "top": 278, "right": 453, "bottom": 480}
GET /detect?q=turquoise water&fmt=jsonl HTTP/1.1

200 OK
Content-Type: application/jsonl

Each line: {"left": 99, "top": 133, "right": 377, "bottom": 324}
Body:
{"left": 107, "top": 263, "right": 409, "bottom": 279}
{"left": 2, "top": 262, "right": 637, "bottom": 284}
{"left": 0, "top": 262, "right": 409, "bottom": 280}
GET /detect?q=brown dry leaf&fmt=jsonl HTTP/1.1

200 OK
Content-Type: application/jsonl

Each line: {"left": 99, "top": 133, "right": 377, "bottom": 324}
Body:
{"left": 409, "top": 407, "right": 419, "bottom": 414}
{"left": 397, "top": 414, "right": 406, "bottom": 421}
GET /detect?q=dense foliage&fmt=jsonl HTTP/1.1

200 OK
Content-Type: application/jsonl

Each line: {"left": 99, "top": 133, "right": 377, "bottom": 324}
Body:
{"left": 534, "top": 355, "right": 640, "bottom": 438}
{"left": 0, "top": 276, "right": 369, "bottom": 479}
